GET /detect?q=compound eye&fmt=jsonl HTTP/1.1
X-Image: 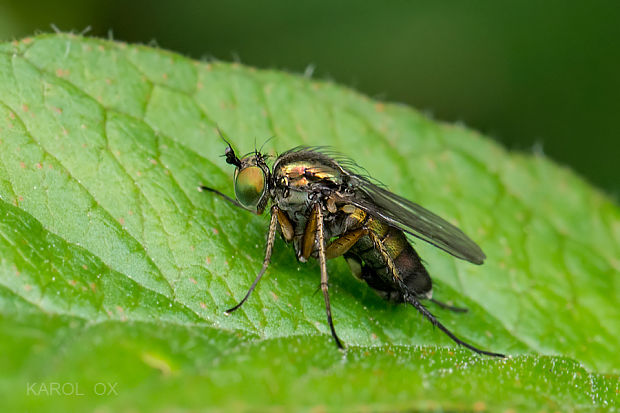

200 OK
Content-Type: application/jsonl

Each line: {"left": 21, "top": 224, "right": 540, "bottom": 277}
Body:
{"left": 234, "top": 166, "right": 266, "bottom": 210}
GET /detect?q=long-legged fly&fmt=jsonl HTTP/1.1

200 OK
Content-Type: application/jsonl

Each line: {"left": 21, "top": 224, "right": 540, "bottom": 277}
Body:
{"left": 201, "top": 137, "right": 504, "bottom": 357}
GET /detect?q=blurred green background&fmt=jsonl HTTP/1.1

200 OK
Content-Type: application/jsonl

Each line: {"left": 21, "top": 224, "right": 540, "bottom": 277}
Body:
{"left": 1, "top": 0, "right": 618, "bottom": 194}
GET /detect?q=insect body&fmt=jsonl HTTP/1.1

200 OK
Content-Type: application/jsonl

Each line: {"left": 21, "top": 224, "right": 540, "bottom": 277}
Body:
{"left": 202, "top": 139, "right": 504, "bottom": 357}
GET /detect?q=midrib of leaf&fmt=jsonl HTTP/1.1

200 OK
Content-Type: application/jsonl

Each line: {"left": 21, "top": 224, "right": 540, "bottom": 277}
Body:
{"left": 0, "top": 34, "right": 618, "bottom": 411}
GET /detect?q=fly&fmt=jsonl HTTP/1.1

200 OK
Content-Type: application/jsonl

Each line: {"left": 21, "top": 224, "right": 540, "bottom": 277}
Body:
{"left": 201, "top": 136, "right": 505, "bottom": 358}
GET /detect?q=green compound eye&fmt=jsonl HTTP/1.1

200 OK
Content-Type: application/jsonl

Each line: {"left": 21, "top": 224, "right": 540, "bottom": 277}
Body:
{"left": 234, "top": 166, "right": 266, "bottom": 210}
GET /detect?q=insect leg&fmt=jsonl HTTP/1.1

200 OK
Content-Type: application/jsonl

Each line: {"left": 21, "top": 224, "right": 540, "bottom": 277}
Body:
{"left": 368, "top": 231, "right": 504, "bottom": 358}
{"left": 315, "top": 204, "right": 344, "bottom": 349}
{"left": 199, "top": 185, "right": 246, "bottom": 210}
{"left": 430, "top": 298, "right": 468, "bottom": 313}
{"left": 274, "top": 207, "right": 294, "bottom": 242}
{"left": 301, "top": 204, "right": 319, "bottom": 261}
{"left": 225, "top": 205, "right": 279, "bottom": 314}
{"left": 367, "top": 231, "right": 402, "bottom": 283}
{"left": 325, "top": 228, "right": 367, "bottom": 260}
{"left": 405, "top": 293, "right": 505, "bottom": 357}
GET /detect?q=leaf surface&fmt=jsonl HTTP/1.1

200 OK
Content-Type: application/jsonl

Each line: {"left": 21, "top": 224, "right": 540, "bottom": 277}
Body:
{"left": 0, "top": 34, "right": 618, "bottom": 412}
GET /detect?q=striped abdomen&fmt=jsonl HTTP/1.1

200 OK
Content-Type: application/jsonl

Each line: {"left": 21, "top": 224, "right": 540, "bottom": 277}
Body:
{"left": 341, "top": 206, "right": 432, "bottom": 301}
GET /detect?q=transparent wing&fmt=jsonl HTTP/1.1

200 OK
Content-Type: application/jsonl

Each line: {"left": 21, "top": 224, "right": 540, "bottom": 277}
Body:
{"left": 346, "top": 176, "right": 486, "bottom": 264}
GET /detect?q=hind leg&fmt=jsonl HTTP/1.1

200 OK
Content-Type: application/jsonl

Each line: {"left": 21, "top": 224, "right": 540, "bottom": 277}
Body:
{"left": 429, "top": 298, "right": 468, "bottom": 313}
{"left": 368, "top": 231, "right": 504, "bottom": 357}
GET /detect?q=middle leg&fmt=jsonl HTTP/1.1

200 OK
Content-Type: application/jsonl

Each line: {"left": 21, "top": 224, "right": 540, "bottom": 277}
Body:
{"left": 315, "top": 203, "right": 344, "bottom": 349}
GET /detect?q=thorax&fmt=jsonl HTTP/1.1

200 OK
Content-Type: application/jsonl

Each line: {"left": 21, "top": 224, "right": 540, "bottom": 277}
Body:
{"left": 271, "top": 157, "right": 345, "bottom": 231}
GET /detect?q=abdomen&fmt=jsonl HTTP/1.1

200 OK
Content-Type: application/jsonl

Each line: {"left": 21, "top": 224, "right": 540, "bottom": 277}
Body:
{"left": 346, "top": 215, "right": 433, "bottom": 301}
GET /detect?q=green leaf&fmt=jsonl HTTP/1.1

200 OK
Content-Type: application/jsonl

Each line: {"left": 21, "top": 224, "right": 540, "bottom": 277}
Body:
{"left": 0, "top": 34, "right": 618, "bottom": 412}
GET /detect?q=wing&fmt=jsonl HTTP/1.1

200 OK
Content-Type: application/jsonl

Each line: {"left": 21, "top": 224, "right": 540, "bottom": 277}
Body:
{"left": 346, "top": 175, "right": 487, "bottom": 265}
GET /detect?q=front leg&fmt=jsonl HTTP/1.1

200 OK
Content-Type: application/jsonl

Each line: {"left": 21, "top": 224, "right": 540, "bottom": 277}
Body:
{"left": 274, "top": 207, "right": 294, "bottom": 242}
{"left": 300, "top": 203, "right": 319, "bottom": 262}
{"left": 225, "top": 205, "right": 280, "bottom": 313}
